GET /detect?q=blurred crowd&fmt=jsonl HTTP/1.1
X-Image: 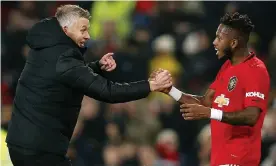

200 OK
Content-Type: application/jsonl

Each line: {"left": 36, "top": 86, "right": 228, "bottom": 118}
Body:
{"left": 1, "top": 1, "right": 276, "bottom": 166}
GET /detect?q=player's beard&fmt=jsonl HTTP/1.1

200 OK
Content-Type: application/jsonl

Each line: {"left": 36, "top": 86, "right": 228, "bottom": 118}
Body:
{"left": 222, "top": 46, "right": 233, "bottom": 60}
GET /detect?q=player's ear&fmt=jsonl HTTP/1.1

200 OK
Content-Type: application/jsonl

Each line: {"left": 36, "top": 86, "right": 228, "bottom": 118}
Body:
{"left": 231, "top": 39, "right": 238, "bottom": 49}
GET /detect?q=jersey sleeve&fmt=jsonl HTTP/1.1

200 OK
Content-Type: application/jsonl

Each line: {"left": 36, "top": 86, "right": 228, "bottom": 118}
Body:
{"left": 243, "top": 67, "right": 270, "bottom": 111}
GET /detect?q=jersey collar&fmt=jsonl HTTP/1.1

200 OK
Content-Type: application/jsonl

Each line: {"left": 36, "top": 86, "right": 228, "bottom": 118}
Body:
{"left": 242, "top": 51, "right": 255, "bottom": 63}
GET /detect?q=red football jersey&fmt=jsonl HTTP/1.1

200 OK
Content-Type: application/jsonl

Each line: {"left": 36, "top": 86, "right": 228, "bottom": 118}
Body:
{"left": 209, "top": 52, "right": 270, "bottom": 166}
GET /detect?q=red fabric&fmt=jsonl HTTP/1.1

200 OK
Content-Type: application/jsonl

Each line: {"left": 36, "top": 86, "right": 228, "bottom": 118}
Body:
{"left": 135, "top": 1, "right": 156, "bottom": 14}
{"left": 156, "top": 143, "right": 179, "bottom": 161}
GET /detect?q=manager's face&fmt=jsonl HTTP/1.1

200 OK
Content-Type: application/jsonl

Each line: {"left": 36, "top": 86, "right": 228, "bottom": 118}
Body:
{"left": 63, "top": 17, "right": 90, "bottom": 48}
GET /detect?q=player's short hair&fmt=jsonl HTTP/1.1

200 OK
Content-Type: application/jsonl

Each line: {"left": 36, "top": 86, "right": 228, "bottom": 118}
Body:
{"left": 55, "top": 4, "right": 90, "bottom": 28}
{"left": 220, "top": 12, "right": 254, "bottom": 42}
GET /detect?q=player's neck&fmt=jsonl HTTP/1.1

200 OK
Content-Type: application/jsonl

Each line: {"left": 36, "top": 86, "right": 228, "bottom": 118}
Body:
{"left": 230, "top": 48, "right": 249, "bottom": 65}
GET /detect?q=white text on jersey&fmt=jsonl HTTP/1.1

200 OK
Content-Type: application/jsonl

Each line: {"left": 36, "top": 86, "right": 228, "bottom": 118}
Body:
{"left": 245, "top": 92, "right": 265, "bottom": 100}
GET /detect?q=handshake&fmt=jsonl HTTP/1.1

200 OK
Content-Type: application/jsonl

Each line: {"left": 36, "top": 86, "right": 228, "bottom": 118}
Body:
{"left": 148, "top": 68, "right": 173, "bottom": 93}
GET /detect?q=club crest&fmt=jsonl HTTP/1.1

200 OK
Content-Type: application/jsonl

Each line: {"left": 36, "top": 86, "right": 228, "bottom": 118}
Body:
{"left": 228, "top": 76, "right": 237, "bottom": 91}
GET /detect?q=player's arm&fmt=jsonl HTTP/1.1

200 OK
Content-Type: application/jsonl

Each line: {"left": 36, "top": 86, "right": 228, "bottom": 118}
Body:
{"left": 221, "top": 107, "right": 261, "bottom": 126}
{"left": 177, "top": 88, "right": 215, "bottom": 107}
{"left": 180, "top": 104, "right": 262, "bottom": 126}
{"left": 168, "top": 86, "right": 215, "bottom": 106}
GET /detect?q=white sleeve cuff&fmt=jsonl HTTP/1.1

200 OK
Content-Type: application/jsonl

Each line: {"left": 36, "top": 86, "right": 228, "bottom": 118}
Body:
{"left": 210, "top": 108, "right": 223, "bottom": 121}
{"left": 168, "top": 86, "right": 182, "bottom": 101}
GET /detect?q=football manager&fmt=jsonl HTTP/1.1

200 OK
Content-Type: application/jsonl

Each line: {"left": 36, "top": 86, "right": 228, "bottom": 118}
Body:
{"left": 6, "top": 4, "right": 172, "bottom": 166}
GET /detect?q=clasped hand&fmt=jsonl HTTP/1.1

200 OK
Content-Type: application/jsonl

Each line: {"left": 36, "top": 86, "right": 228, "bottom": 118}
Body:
{"left": 148, "top": 68, "right": 173, "bottom": 92}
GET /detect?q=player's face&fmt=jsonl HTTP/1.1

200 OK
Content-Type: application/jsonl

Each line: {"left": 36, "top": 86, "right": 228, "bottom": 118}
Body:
{"left": 63, "top": 17, "right": 90, "bottom": 48}
{"left": 213, "top": 24, "right": 238, "bottom": 59}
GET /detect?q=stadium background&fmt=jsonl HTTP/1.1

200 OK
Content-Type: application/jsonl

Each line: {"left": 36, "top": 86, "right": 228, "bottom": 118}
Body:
{"left": 1, "top": 1, "right": 276, "bottom": 166}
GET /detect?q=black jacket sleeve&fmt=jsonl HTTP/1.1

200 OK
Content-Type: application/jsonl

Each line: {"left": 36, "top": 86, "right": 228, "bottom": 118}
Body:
{"left": 56, "top": 48, "right": 151, "bottom": 103}
{"left": 87, "top": 61, "right": 102, "bottom": 74}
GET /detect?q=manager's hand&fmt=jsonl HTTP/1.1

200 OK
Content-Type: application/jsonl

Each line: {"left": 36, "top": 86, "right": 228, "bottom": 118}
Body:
{"left": 148, "top": 68, "right": 172, "bottom": 93}
{"left": 99, "top": 53, "right": 116, "bottom": 72}
{"left": 149, "top": 69, "right": 173, "bottom": 92}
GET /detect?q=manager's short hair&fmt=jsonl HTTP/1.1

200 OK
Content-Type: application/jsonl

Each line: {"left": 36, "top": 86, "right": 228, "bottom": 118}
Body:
{"left": 55, "top": 4, "right": 90, "bottom": 27}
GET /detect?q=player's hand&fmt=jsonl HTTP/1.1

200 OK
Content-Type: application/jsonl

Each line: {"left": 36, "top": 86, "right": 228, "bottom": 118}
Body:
{"left": 99, "top": 53, "right": 116, "bottom": 72}
{"left": 180, "top": 103, "right": 211, "bottom": 120}
{"left": 149, "top": 70, "right": 172, "bottom": 92}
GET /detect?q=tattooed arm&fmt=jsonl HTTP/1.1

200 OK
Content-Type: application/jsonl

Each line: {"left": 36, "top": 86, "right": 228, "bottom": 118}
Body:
{"left": 221, "top": 107, "right": 261, "bottom": 126}
{"left": 178, "top": 89, "right": 215, "bottom": 107}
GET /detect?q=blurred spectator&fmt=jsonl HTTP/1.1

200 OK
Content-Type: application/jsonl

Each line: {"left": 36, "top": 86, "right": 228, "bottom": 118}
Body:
{"left": 6, "top": 1, "right": 39, "bottom": 32}
{"left": 267, "top": 35, "right": 276, "bottom": 88}
{"left": 182, "top": 1, "right": 205, "bottom": 16}
{"left": 155, "top": 129, "right": 180, "bottom": 166}
{"left": 261, "top": 143, "right": 276, "bottom": 166}
{"left": 224, "top": 2, "right": 239, "bottom": 14}
{"left": 2, "top": 1, "right": 39, "bottom": 96}
{"left": 103, "top": 145, "right": 121, "bottom": 166}
{"left": 270, "top": 89, "right": 276, "bottom": 109}
{"left": 137, "top": 145, "right": 159, "bottom": 166}
{"left": 262, "top": 110, "right": 276, "bottom": 139}
{"left": 89, "top": 1, "right": 136, "bottom": 41}
{"left": 180, "top": 29, "right": 219, "bottom": 92}
{"left": 86, "top": 1, "right": 137, "bottom": 59}
{"left": 105, "top": 121, "right": 123, "bottom": 145}
{"left": 133, "top": 1, "right": 157, "bottom": 31}
{"left": 125, "top": 100, "right": 161, "bottom": 145}
{"left": 135, "top": 1, "right": 156, "bottom": 15}
{"left": 149, "top": 34, "right": 183, "bottom": 104}
{"left": 261, "top": 110, "right": 276, "bottom": 163}
{"left": 120, "top": 142, "right": 139, "bottom": 166}
{"left": 150, "top": 34, "right": 183, "bottom": 81}
{"left": 71, "top": 96, "right": 104, "bottom": 166}
{"left": 197, "top": 125, "right": 211, "bottom": 166}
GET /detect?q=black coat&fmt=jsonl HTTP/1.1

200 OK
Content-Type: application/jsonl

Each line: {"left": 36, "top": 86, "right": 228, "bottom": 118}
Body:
{"left": 6, "top": 17, "right": 150, "bottom": 155}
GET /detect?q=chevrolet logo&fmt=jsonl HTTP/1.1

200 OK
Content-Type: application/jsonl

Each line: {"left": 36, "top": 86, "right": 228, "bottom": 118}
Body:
{"left": 214, "top": 94, "right": 229, "bottom": 107}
